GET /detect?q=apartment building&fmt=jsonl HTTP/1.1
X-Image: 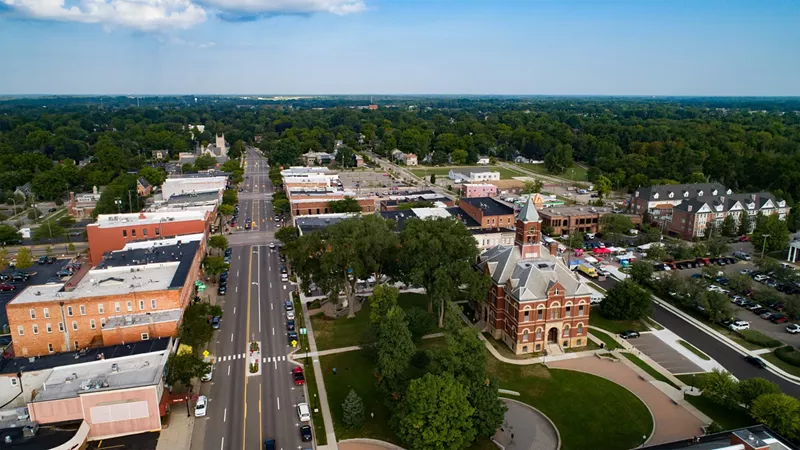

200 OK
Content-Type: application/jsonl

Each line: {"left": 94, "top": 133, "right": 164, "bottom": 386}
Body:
{"left": 461, "top": 184, "right": 498, "bottom": 198}
{"left": 457, "top": 197, "right": 516, "bottom": 230}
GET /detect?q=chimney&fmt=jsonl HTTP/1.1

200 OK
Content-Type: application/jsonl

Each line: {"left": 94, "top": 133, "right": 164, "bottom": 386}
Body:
{"left": 69, "top": 192, "right": 76, "bottom": 206}
{"left": 549, "top": 241, "right": 558, "bottom": 256}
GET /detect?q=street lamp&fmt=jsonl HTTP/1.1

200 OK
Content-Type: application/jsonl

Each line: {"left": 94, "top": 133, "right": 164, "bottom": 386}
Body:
{"left": 32, "top": 203, "right": 39, "bottom": 223}
{"left": 761, "top": 234, "right": 771, "bottom": 260}
{"left": 114, "top": 199, "right": 122, "bottom": 214}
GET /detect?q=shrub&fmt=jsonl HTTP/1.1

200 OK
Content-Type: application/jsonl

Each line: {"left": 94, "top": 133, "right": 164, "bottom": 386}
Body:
{"left": 738, "top": 330, "right": 782, "bottom": 348}
{"left": 775, "top": 346, "right": 800, "bottom": 367}
{"left": 405, "top": 306, "right": 435, "bottom": 341}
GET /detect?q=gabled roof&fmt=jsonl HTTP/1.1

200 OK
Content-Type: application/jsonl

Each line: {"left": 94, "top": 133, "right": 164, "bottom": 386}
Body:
{"left": 517, "top": 196, "right": 540, "bottom": 222}
{"left": 138, "top": 177, "right": 152, "bottom": 189}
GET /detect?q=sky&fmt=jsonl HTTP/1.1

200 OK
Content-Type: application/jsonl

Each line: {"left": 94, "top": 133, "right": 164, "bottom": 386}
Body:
{"left": 0, "top": 0, "right": 798, "bottom": 96}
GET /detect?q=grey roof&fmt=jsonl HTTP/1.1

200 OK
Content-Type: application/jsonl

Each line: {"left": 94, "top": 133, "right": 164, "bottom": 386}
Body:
{"left": 379, "top": 210, "right": 418, "bottom": 231}
{"left": 636, "top": 183, "right": 728, "bottom": 202}
{"left": 516, "top": 197, "right": 540, "bottom": 222}
{"left": 477, "top": 244, "right": 591, "bottom": 302}
{"left": 446, "top": 207, "right": 482, "bottom": 228}
{"left": 451, "top": 167, "right": 497, "bottom": 175}
{"left": 460, "top": 197, "right": 515, "bottom": 217}
{"left": 97, "top": 239, "right": 200, "bottom": 289}
{"left": 138, "top": 177, "right": 152, "bottom": 189}
{"left": 673, "top": 192, "right": 781, "bottom": 214}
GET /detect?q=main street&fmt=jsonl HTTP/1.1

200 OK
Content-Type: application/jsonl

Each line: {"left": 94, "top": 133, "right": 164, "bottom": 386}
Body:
{"left": 192, "top": 148, "right": 308, "bottom": 450}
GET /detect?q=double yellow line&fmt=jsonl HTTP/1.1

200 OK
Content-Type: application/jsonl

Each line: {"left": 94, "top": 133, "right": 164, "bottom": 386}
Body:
{"left": 242, "top": 246, "right": 262, "bottom": 450}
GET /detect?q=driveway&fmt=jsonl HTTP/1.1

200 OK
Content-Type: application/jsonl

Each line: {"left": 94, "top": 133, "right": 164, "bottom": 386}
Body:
{"left": 494, "top": 398, "right": 559, "bottom": 450}
{"left": 628, "top": 333, "right": 704, "bottom": 374}
{"left": 548, "top": 356, "right": 705, "bottom": 445}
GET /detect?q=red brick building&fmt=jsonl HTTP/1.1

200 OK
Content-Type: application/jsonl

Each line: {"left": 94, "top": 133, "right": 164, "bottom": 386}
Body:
{"left": 290, "top": 195, "right": 376, "bottom": 217}
{"left": 86, "top": 211, "right": 210, "bottom": 265}
{"left": 477, "top": 198, "right": 592, "bottom": 355}
{"left": 457, "top": 197, "right": 516, "bottom": 230}
{"left": 7, "top": 234, "right": 205, "bottom": 357}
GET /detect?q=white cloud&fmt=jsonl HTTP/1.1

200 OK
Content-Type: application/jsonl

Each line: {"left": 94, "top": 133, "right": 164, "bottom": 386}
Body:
{"left": 1, "top": 0, "right": 207, "bottom": 30}
{"left": 199, "top": 0, "right": 365, "bottom": 15}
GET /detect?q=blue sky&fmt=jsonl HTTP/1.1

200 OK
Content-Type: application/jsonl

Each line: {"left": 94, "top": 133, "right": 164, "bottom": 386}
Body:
{"left": 0, "top": 0, "right": 798, "bottom": 95}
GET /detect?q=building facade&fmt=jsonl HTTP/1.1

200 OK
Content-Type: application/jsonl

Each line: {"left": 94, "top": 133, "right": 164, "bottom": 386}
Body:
{"left": 477, "top": 198, "right": 592, "bottom": 355}
{"left": 457, "top": 197, "right": 516, "bottom": 230}
{"left": 448, "top": 168, "right": 501, "bottom": 183}
{"left": 461, "top": 184, "right": 498, "bottom": 198}
{"left": 67, "top": 189, "right": 103, "bottom": 219}
{"left": 538, "top": 206, "right": 612, "bottom": 236}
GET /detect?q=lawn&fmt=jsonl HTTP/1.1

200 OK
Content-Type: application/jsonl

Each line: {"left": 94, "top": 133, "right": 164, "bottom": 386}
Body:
{"left": 517, "top": 163, "right": 588, "bottom": 183}
{"left": 310, "top": 293, "right": 430, "bottom": 351}
{"left": 620, "top": 352, "right": 679, "bottom": 389}
{"left": 320, "top": 347, "right": 653, "bottom": 450}
{"left": 589, "top": 331, "right": 621, "bottom": 350}
{"left": 762, "top": 352, "right": 800, "bottom": 378}
{"left": 301, "top": 360, "right": 327, "bottom": 445}
{"left": 675, "top": 373, "right": 710, "bottom": 389}
{"left": 410, "top": 165, "right": 525, "bottom": 180}
{"left": 589, "top": 309, "right": 649, "bottom": 334}
{"left": 678, "top": 340, "right": 711, "bottom": 361}
{"left": 683, "top": 395, "right": 755, "bottom": 430}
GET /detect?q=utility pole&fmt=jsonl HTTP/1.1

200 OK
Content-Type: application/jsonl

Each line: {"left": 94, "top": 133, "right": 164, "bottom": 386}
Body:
{"left": 761, "top": 234, "right": 771, "bottom": 260}
{"left": 115, "top": 199, "right": 122, "bottom": 214}
{"left": 128, "top": 190, "right": 133, "bottom": 213}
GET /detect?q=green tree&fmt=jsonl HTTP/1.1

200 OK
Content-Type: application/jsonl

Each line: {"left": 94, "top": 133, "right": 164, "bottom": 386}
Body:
{"left": 94, "top": 174, "right": 141, "bottom": 215}
{"left": 738, "top": 377, "right": 780, "bottom": 409}
{"left": 727, "top": 274, "right": 752, "bottom": 295}
{"left": 701, "top": 368, "right": 740, "bottom": 408}
{"left": 368, "top": 284, "right": 400, "bottom": 323}
{"left": 229, "top": 140, "right": 246, "bottom": 160}
{"left": 15, "top": 247, "right": 33, "bottom": 269}
{"left": 336, "top": 146, "right": 355, "bottom": 168}
{"left": 600, "top": 214, "right": 634, "bottom": 244}
{"left": 599, "top": 279, "right": 651, "bottom": 320}
{"left": 208, "top": 235, "right": 229, "bottom": 255}
{"left": 450, "top": 149, "right": 468, "bottom": 164}
{"left": 699, "top": 291, "right": 731, "bottom": 323}
{"left": 179, "top": 302, "right": 216, "bottom": 351}
{"left": 405, "top": 307, "right": 436, "bottom": 342}
{"left": 0, "top": 225, "right": 22, "bottom": 245}
{"left": 394, "top": 373, "right": 476, "bottom": 450}
{"left": 430, "top": 174, "right": 436, "bottom": 184}
{"left": 375, "top": 305, "right": 416, "bottom": 394}
{"left": 203, "top": 256, "right": 229, "bottom": 281}
{"left": 629, "top": 261, "right": 654, "bottom": 285}
{"left": 328, "top": 197, "right": 362, "bottom": 213}
{"left": 194, "top": 154, "right": 218, "bottom": 171}
{"left": 0, "top": 249, "right": 8, "bottom": 272}
{"left": 543, "top": 143, "right": 573, "bottom": 175}
{"left": 138, "top": 165, "right": 168, "bottom": 187}
{"left": 753, "top": 214, "right": 790, "bottom": 254}
{"left": 32, "top": 220, "right": 65, "bottom": 243}
{"left": 738, "top": 213, "right": 752, "bottom": 236}
{"left": 341, "top": 389, "right": 365, "bottom": 430}
{"left": 750, "top": 394, "right": 800, "bottom": 440}
{"left": 720, "top": 215, "right": 737, "bottom": 238}
{"left": 523, "top": 179, "right": 544, "bottom": 194}
{"left": 595, "top": 175, "right": 612, "bottom": 198}
{"left": 166, "top": 353, "right": 211, "bottom": 387}
{"left": 222, "top": 189, "right": 238, "bottom": 206}
{"left": 275, "top": 226, "right": 299, "bottom": 245}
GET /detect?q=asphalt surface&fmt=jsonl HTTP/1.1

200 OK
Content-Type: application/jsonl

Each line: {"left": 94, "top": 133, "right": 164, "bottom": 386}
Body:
{"left": 0, "top": 258, "right": 75, "bottom": 333}
{"left": 593, "top": 276, "right": 800, "bottom": 398}
{"left": 192, "top": 149, "right": 309, "bottom": 450}
{"left": 627, "top": 333, "right": 702, "bottom": 374}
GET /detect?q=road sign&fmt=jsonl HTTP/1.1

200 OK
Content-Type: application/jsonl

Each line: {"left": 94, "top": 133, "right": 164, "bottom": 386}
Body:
{"left": 299, "top": 328, "right": 307, "bottom": 335}
{"left": 203, "top": 350, "right": 210, "bottom": 358}
{"left": 291, "top": 340, "right": 298, "bottom": 348}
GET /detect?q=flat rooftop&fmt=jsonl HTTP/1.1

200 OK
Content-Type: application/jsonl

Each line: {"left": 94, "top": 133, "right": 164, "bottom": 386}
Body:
{"left": 33, "top": 347, "right": 168, "bottom": 402}
{"left": 459, "top": 197, "right": 515, "bottom": 216}
{"left": 447, "top": 207, "right": 482, "bottom": 228}
{"left": 90, "top": 210, "right": 207, "bottom": 228}
{"left": 165, "top": 190, "right": 220, "bottom": 205}
{"left": 296, "top": 213, "right": 357, "bottom": 234}
{"left": 537, "top": 205, "right": 613, "bottom": 216}
{"left": 0, "top": 420, "right": 83, "bottom": 450}
{"left": 451, "top": 168, "right": 499, "bottom": 174}
{"left": 643, "top": 425, "right": 796, "bottom": 450}
{"left": 167, "top": 172, "right": 230, "bottom": 179}
{"left": 0, "top": 337, "right": 170, "bottom": 375}
{"left": 11, "top": 237, "right": 201, "bottom": 305}
{"left": 104, "top": 308, "right": 182, "bottom": 329}
{"left": 281, "top": 167, "right": 336, "bottom": 176}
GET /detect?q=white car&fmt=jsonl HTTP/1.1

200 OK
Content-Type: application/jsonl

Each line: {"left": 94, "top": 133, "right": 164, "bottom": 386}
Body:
{"left": 269, "top": 242, "right": 276, "bottom": 250}
{"left": 706, "top": 285, "right": 726, "bottom": 293}
{"left": 729, "top": 321, "right": 750, "bottom": 331}
{"left": 281, "top": 273, "right": 289, "bottom": 282}
{"left": 787, "top": 324, "right": 800, "bottom": 334}
{"left": 296, "top": 402, "right": 311, "bottom": 422}
{"left": 195, "top": 395, "right": 208, "bottom": 417}
{"left": 286, "top": 310, "right": 295, "bottom": 320}
{"left": 754, "top": 274, "right": 769, "bottom": 282}
{"left": 201, "top": 365, "right": 213, "bottom": 382}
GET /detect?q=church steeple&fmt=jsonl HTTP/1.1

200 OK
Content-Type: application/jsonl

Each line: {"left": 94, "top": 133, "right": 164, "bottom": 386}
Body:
{"left": 515, "top": 197, "right": 541, "bottom": 259}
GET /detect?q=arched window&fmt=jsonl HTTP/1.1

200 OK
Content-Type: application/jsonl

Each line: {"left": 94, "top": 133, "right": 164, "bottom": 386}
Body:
{"left": 578, "top": 301, "right": 586, "bottom": 316}
{"left": 577, "top": 323, "right": 584, "bottom": 335}
{"left": 563, "top": 325, "right": 570, "bottom": 338}
{"left": 550, "top": 302, "right": 561, "bottom": 320}
{"left": 537, "top": 305, "right": 545, "bottom": 321}
{"left": 522, "top": 329, "right": 530, "bottom": 342}
{"left": 565, "top": 301, "right": 573, "bottom": 318}
{"left": 535, "top": 328, "right": 543, "bottom": 340}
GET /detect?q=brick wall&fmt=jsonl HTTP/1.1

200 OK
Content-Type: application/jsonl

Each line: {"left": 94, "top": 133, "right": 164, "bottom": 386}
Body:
{"left": 458, "top": 201, "right": 515, "bottom": 229}
{"left": 291, "top": 198, "right": 376, "bottom": 216}
{"left": 87, "top": 219, "right": 207, "bottom": 265}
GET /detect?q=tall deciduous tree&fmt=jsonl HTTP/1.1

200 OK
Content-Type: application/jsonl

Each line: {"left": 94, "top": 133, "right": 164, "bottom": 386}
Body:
{"left": 738, "top": 213, "right": 752, "bottom": 236}
{"left": 599, "top": 279, "right": 651, "bottom": 320}
{"left": 328, "top": 197, "right": 361, "bottom": 213}
{"left": 275, "top": 226, "right": 299, "bottom": 245}
{"left": 375, "top": 305, "right": 416, "bottom": 394}
{"left": 393, "top": 373, "right": 476, "bottom": 450}
{"left": 166, "top": 353, "right": 211, "bottom": 387}
{"left": 208, "top": 235, "right": 229, "bottom": 255}
{"left": 594, "top": 175, "right": 612, "bottom": 198}
{"left": 720, "top": 214, "right": 737, "bottom": 238}
{"left": 753, "top": 214, "right": 790, "bottom": 254}
{"left": 701, "top": 369, "right": 740, "bottom": 408}
{"left": 179, "top": 303, "right": 216, "bottom": 351}
{"left": 15, "top": 247, "right": 34, "bottom": 269}
{"left": 750, "top": 393, "right": 800, "bottom": 440}
{"left": 738, "top": 377, "right": 780, "bottom": 409}
{"left": 0, "top": 225, "right": 22, "bottom": 245}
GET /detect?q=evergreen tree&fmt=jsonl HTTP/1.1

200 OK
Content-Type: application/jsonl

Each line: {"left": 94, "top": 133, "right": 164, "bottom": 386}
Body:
{"left": 342, "top": 389, "right": 365, "bottom": 429}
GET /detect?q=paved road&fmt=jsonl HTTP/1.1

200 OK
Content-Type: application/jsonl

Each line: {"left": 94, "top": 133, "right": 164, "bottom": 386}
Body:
{"left": 593, "top": 276, "right": 800, "bottom": 398}
{"left": 193, "top": 149, "right": 309, "bottom": 450}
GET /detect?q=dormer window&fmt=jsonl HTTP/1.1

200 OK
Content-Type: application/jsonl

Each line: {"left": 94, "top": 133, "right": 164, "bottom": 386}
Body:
{"left": 698, "top": 191, "right": 704, "bottom": 196}
{"left": 653, "top": 193, "right": 659, "bottom": 199}
{"left": 683, "top": 191, "right": 689, "bottom": 197}
{"left": 668, "top": 192, "right": 674, "bottom": 198}
{"left": 712, "top": 189, "right": 718, "bottom": 195}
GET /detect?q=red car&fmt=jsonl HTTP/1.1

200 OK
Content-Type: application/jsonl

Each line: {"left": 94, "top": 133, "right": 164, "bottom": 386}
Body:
{"left": 771, "top": 315, "right": 789, "bottom": 324}
{"left": 0, "top": 283, "right": 16, "bottom": 291}
{"left": 292, "top": 367, "right": 305, "bottom": 385}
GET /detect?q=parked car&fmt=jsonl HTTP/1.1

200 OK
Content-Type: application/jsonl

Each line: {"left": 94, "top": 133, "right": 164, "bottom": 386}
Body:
{"left": 746, "top": 303, "right": 763, "bottom": 311}
{"left": 619, "top": 330, "right": 640, "bottom": 339}
{"left": 195, "top": 396, "right": 208, "bottom": 417}
{"left": 299, "top": 425, "right": 312, "bottom": 442}
{"left": 752, "top": 307, "right": 769, "bottom": 316}
{"left": 786, "top": 324, "right": 800, "bottom": 334}
{"left": 211, "top": 316, "right": 221, "bottom": 329}
{"left": 296, "top": 403, "right": 311, "bottom": 422}
{"left": 56, "top": 270, "right": 73, "bottom": 278}
{"left": 740, "top": 269, "right": 753, "bottom": 275}
{"left": 286, "top": 319, "right": 295, "bottom": 331}
{"left": 201, "top": 365, "right": 213, "bottom": 382}
{"left": 286, "top": 310, "right": 295, "bottom": 320}
{"left": 218, "top": 285, "right": 227, "bottom": 296}
{"left": 754, "top": 274, "right": 769, "bottom": 282}
{"left": 269, "top": 242, "right": 276, "bottom": 250}
{"left": 284, "top": 300, "right": 293, "bottom": 311}
{"left": 287, "top": 331, "right": 298, "bottom": 344}
{"left": 729, "top": 321, "right": 750, "bottom": 331}
{"left": 744, "top": 356, "right": 767, "bottom": 369}
{"left": 38, "top": 256, "right": 48, "bottom": 265}
{"left": 771, "top": 314, "right": 789, "bottom": 324}
{"left": 292, "top": 367, "right": 305, "bottom": 385}
{"left": 760, "top": 311, "right": 775, "bottom": 320}
{"left": 0, "top": 283, "right": 16, "bottom": 291}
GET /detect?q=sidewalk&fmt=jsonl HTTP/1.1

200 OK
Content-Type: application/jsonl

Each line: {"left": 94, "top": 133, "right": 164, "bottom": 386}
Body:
{"left": 293, "top": 333, "right": 445, "bottom": 360}
{"left": 157, "top": 395, "right": 196, "bottom": 450}
{"left": 301, "top": 290, "right": 339, "bottom": 450}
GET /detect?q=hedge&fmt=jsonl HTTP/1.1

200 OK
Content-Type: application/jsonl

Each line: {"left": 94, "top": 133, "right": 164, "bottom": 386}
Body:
{"left": 738, "top": 330, "right": 782, "bottom": 348}
{"left": 775, "top": 346, "right": 800, "bottom": 367}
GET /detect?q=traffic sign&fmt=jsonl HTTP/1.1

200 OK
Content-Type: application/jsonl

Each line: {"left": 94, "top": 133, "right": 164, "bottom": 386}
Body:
{"left": 291, "top": 340, "right": 298, "bottom": 348}
{"left": 299, "top": 328, "right": 307, "bottom": 335}
{"left": 203, "top": 350, "right": 210, "bottom": 358}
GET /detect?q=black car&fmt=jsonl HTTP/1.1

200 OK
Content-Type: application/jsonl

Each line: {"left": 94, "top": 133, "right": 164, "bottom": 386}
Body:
{"left": 38, "top": 256, "right": 48, "bottom": 265}
{"left": 218, "top": 285, "right": 227, "bottom": 295}
{"left": 287, "top": 331, "right": 298, "bottom": 344}
{"left": 263, "top": 439, "right": 275, "bottom": 450}
{"left": 280, "top": 266, "right": 288, "bottom": 274}
{"left": 287, "top": 319, "right": 295, "bottom": 331}
{"left": 224, "top": 247, "right": 232, "bottom": 256}
{"left": 299, "top": 425, "right": 312, "bottom": 442}
{"left": 219, "top": 278, "right": 227, "bottom": 287}
{"left": 744, "top": 356, "right": 767, "bottom": 369}
{"left": 12, "top": 273, "right": 28, "bottom": 282}
{"left": 620, "top": 330, "right": 640, "bottom": 339}
{"left": 220, "top": 271, "right": 229, "bottom": 281}
{"left": 279, "top": 255, "right": 286, "bottom": 263}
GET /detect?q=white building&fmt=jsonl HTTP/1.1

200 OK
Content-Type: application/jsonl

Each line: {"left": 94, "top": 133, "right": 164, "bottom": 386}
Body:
{"left": 448, "top": 168, "right": 501, "bottom": 183}
{"left": 477, "top": 156, "right": 490, "bottom": 165}
{"left": 161, "top": 176, "right": 228, "bottom": 200}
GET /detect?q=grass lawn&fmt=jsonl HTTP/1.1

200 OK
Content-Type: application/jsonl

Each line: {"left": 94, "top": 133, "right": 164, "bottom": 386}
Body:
{"left": 675, "top": 373, "right": 711, "bottom": 389}
{"left": 517, "top": 163, "right": 588, "bottom": 183}
{"left": 302, "top": 360, "right": 327, "bottom": 445}
{"left": 678, "top": 340, "right": 711, "bottom": 361}
{"left": 762, "top": 352, "right": 800, "bottom": 377}
{"left": 310, "top": 293, "right": 430, "bottom": 351}
{"left": 410, "top": 165, "right": 525, "bottom": 180}
{"left": 589, "top": 309, "right": 649, "bottom": 334}
{"left": 683, "top": 395, "right": 755, "bottom": 430}
{"left": 644, "top": 317, "right": 664, "bottom": 330}
{"left": 620, "top": 352, "right": 679, "bottom": 389}
{"left": 487, "top": 356, "right": 653, "bottom": 450}
{"left": 590, "top": 331, "right": 621, "bottom": 350}
{"left": 321, "top": 348, "right": 653, "bottom": 450}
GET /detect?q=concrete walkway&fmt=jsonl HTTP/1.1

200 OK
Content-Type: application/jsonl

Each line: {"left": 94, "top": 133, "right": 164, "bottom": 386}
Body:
{"left": 338, "top": 439, "right": 405, "bottom": 450}
{"left": 293, "top": 333, "right": 446, "bottom": 359}
{"left": 302, "top": 294, "right": 339, "bottom": 450}
{"left": 548, "top": 356, "right": 706, "bottom": 446}
{"left": 494, "top": 398, "right": 560, "bottom": 450}
{"left": 157, "top": 402, "right": 196, "bottom": 450}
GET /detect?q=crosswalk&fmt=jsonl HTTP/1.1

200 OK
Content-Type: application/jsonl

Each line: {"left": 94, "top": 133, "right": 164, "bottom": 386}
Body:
{"left": 216, "top": 354, "right": 288, "bottom": 363}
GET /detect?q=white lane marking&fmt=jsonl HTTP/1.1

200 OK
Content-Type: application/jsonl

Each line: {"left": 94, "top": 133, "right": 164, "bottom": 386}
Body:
{"left": 263, "top": 357, "right": 266, "bottom": 363}
{"left": 235, "top": 286, "right": 238, "bottom": 293}
{"left": 276, "top": 397, "right": 280, "bottom": 410}
{"left": 271, "top": 303, "right": 273, "bottom": 310}
{"left": 269, "top": 282, "right": 272, "bottom": 289}
{"left": 228, "top": 365, "right": 231, "bottom": 375}
{"left": 258, "top": 250, "right": 262, "bottom": 333}
{"left": 283, "top": 285, "right": 286, "bottom": 290}
{"left": 233, "top": 306, "right": 236, "bottom": 314}
{"left": 274, "top": 358, "right": 277, "bottom": 370}
{"left": 220, "top": 437, "right": 224, "bottom": 450}
{"left": 230, "top": 333, "right": 233, "bottom": 342}
{"left": 223, "top": 408, "right": 227, "bottom": 422}
{"left": 237, "top": 270, "right": 239, "bottom": 277}
{"left": 272, "top": 327, "right": 275, "bottom": 336}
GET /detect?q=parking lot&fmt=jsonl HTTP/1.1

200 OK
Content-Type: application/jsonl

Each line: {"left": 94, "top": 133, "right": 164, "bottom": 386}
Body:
{"left": 338, "top": 170, "right": 409, "bottom": 194}
{"left": 0, "top": 258, "right": 78, "bottom": 333}
{"left": 628, "top": 333, "right": 704, "bottom": 374}
{"left": 86, "top": 431, "right": 159, "bottom": 450}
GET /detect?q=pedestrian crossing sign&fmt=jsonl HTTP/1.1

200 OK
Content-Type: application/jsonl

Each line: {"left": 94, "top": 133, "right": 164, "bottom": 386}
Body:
{"left": 291, "top": 340, "right": 298, "bottom": 348}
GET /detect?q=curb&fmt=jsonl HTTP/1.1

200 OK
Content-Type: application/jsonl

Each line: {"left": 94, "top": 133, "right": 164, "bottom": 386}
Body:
{"left": 499, "top": 397, "right": 561, "bottom": 450}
